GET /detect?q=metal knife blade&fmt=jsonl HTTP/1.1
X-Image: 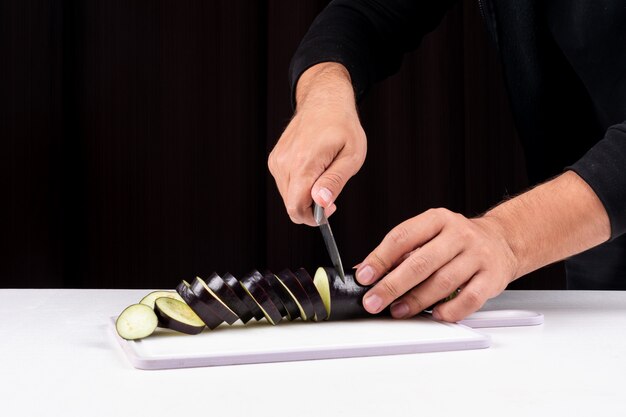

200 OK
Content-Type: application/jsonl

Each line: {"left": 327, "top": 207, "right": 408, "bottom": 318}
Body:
{"left": 313, "top": 203, "right": 346, "bottom": 283}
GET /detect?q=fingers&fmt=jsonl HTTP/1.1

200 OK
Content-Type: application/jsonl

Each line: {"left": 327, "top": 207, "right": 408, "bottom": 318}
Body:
{"left": 355, "top": 209, "right": 450, "bottom": 286}
{"left": 432, "top": 272, "right": 493, "bottom": 322}
{"left": 389, "top": 253, "right": 479, "bottom": 319}
{"left": 286, "top": 175, "right": 318, "bottom": 226}
{"left": 361, "top": 231, "right": 464, "bottom": 314}
{"left": 311, "top": 152, "right": 362, "bottom": 209}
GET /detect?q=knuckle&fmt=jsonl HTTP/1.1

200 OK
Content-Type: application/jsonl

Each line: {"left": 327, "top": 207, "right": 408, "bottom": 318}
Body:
{"left": 435, "top": 273, "right": 456, "bottom": 294}
{"left": 292, "top": 152, "right": 309, "bottom": 167}
{"left": 322, "top": 171, "right": 344, "bottom": 188}
{"left": 456, "top": 225, "right": 474, "bottom": 240}
{"left": 386, "top": 225, "right": 411, "bottom": 246}
{"left": 380, "top": 279, "right": 401, "bottom": 299}
{"left": 286, "top": 204, "right": 302, "bottom": 220}
{"left": 437, "top": 308, "right": 458, "bottom": 323}
{"left": 406, "top": 254, "right": 430, "bottom": 277}
{"left": 463, "top": 288, "right": 485, "bottom": 310}
{"left": 404, "top": 291, "right": 425, "bottom": 312}
{"left": 267, "top": 153, "right": 277, "bottom": 173}
{"left": 370, "top": 252, "right": 390, "bottom": 272}
{"left": 433, "top": 207, "right": 451, "bottom": 218}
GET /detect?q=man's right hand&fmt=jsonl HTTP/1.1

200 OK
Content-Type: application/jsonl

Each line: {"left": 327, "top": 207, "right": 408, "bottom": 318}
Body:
{"left": 268, "top": 63, "right": 367, "bottom": 226}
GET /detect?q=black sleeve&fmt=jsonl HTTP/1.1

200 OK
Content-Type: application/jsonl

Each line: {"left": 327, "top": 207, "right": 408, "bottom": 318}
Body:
{"left": 289, "top": 0, "right": 458, "bottom": 106}
{"left": 567, "top": 122, "right": 626, "bottom": 239}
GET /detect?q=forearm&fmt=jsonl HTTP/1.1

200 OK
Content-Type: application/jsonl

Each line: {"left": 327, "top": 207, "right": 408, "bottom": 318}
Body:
{"left": 483, "top": 170, "right": 611, "bottom": 279}
{"left": 295, "top": 62, "right": 355, "bottom": 112}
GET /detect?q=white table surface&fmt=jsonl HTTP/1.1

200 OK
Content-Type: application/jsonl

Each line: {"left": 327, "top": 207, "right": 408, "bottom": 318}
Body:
{"left": 1, "top": 289, "right": 625, "bottom": 416}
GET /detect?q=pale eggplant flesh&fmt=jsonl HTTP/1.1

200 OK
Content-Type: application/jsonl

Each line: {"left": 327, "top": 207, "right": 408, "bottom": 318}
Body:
{"left": 154, "top": 297, "right": 205, "bottom": 335}
{"left": 294, "top": 268, "right": 328, "bottom": 321}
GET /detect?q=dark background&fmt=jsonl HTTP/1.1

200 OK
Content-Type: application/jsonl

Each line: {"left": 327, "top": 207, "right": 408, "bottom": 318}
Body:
{"left": 1, "top": 0, "right": 564, "bottom": 289}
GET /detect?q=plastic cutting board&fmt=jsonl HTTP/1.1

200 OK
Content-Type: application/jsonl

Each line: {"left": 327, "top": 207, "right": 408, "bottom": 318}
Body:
{"left": 110, "top": 315, "right": 490, "bottom": 370}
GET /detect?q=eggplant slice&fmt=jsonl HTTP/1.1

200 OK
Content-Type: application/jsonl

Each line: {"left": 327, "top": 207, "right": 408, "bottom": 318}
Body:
{"left": 176, "top": 280, "right": 223, "bottom": 330}
{"left": 116, "top": 303, "right": 159, "bottom": 340}
{"left": 263, "top": 271, "right": 300, "bottom": 320}
{"left": 139, "top": 290, "right": 184, "bottom": 309}
{"left": 276, "top": 269, "right": 315, "bottom": 321}
{"left": 206, "top": 272, "right": 254, "bottom": 324}
{"left": 154, "top": 297, "right": 205, "bottom": 335}
{"left": 222, "top": 272, "right": 265, "bottom": 321}
{"left": 293, "top": 268, "right": 328, "bottom": 321}
{"left": 240, "top": 270, "right": 283, "bottom": 325}
{"left": 191, "top": 277, "right": 239, "bottom": 325}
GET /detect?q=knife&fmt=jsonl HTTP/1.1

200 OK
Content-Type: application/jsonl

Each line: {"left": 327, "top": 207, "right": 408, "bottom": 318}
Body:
{"left": 313, "top": 202, "right": 346, "bottom": 283}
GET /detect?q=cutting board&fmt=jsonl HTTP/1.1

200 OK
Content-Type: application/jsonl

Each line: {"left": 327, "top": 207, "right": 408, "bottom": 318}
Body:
{"left": 110, "top": 315, "right": 490, "bottom": 370}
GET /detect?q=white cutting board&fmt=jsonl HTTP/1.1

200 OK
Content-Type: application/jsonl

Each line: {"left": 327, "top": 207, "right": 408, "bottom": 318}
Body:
{"left": 110, "top": 315, "right": 490, "bottom": 370}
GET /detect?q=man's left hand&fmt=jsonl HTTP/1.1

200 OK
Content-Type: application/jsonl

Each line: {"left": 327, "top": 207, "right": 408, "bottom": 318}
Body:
{"left": 355, "top": 208, "right": 519, "bottom": 322}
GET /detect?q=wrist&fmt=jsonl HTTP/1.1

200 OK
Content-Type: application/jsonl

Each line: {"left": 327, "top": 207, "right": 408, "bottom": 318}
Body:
{"left": 295, "top": 62, "right": 356, "bottom": 113}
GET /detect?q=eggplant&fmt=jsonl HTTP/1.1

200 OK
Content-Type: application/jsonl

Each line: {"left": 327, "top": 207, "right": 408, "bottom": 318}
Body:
{"left": 116, "top": 266, "right": 392, "bottom": 342}
{"left": 262, "top": 271, "right": 301, "bottom": 320}
{"left": 257, "top": 271, "right": 288, "bottom": 318}
{"left": 139, "top": 290, "right": 184, "bottom": 309}
{"left": 205, "top": 272, "right": 254, "bottom": 324}
{"left": 154, "top": 297, "right": 205, "bottom": 335}
{"left": 222, "top": 272, "right": 265, "bottom": 321}
{"left": 313, "top": 267, "right": 373, "bottom": 321}
{"left": 293, "top": 268, "right": 328, "bottom": 322}
{"left": 190, "top": 277, "right": 239, "bottom": 325}
{"left": 115, "top": 303, "right": 159, "bottom": 340}
{"left": 240, "top": 270, "right": 283, "bottom": 325}
{"left": 176, "top": 280, "right": 223, "bottom": 330}
{"left": 276, "top": 269, "right": 315, "bottom": 321}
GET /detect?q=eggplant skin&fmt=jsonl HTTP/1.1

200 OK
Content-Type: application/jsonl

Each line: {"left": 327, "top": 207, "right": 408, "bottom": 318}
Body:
{"left": 222, "top": 272, "right": 264, "bottom": 321}
{"left": 241, "top": 270, "right": 283, "bottom": 325}
{"left": 323, "top": 268, "right": 375, "bottom": 321}
{"left": 206, "top": 272, "right": 254, "bottom": 324}
{"left": 190, "top": 277, "right": 239, "bottom": 325}
{"left": 294, "top": 268, "right": 328, "bottom": 321}
{"left": 176, "top": 281, "right": 223, "bottom": 330}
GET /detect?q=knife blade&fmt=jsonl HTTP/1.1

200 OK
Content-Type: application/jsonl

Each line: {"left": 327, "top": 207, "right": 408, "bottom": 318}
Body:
{"left": 313, "top": 203, "right": 346, "bottom": 283}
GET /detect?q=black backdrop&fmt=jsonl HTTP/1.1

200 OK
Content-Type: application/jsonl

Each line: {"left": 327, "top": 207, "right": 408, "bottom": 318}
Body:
{"left": 1, "top": 0, "right": 564, "bottom": 289}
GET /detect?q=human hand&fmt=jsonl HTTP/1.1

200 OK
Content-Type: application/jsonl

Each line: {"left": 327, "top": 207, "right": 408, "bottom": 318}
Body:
{"left": 268, "top": 63, "right": 367, "bottom": 226}
{"left": 355, "top": 208, "right": 520, "bottom": 322}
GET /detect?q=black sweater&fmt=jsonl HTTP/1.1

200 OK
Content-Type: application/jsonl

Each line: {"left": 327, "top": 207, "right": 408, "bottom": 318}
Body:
{"left": 289, "top": 0, "right": 626, "bottom": 239}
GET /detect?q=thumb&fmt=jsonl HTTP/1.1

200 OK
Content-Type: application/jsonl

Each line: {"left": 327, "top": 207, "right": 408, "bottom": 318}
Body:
{"left": 311, "top": 155, "right": 360, "bottom": 208}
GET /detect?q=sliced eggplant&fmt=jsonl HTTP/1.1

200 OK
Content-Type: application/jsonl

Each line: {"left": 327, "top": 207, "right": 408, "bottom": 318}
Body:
{"left": 176, "top": 280, "right": 223, "bottom": 330}
{"left": 222, "top": 272, "right": 265, "bottom": 321}
{"left": 276, "top": 269, "right": 315, "bottom": 321}
{"left": 313, "top": 267, "right": 372, "bottom": 321}
{"left": 139, "top": 290, "right": 184, "bottom": 309}
{"left": 116, "top": 303, "right": 159, "bottom": 340}
{"left": 240, "top": 270, "right": 283, "bottom": 325}
{"left": 258, "top": 271, "right": 288, "bottom": 318}
{"left": 154, "top": 297, "right": 205, "bottom": 335}
{"left": 206, "top": 272, "right": 254, "bottom": 324}
{"left": 190, "top": 277, "right": 239, "bottom": 325}
{"left": 293, "top": 268, "right": 328, "bottom": 322}
{"left": 263, "top": 271, "right": 300, "bottom": 320}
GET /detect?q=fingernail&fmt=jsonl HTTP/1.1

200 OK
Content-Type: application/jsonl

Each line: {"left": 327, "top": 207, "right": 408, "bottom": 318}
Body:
{"left": 317, "top": 187, "right": 333, "bottom": 205}
{"left": 363, "top": 294, "right": 383, "bottom": 313}
{"left": 391, "top": 302, "right": 410, "bottom": 318}
{"left": 352, "top": 263, "right": 362, "bottom": 270}
{"left": 356, "top": 265, "right": 374, "bottom": 284}
{"left": 432, "top": 309, "right": 442, "bottom": 320}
